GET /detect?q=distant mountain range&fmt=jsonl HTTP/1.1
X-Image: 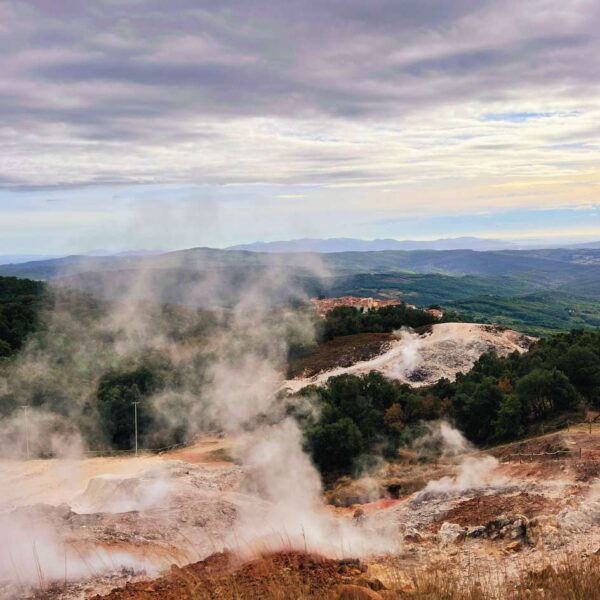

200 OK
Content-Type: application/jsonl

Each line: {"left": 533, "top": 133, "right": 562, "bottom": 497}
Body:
{"left": 228, "top": 237, "right": 600, "bottom": 253}
{"left": 3, "top": 244, "right": 600, "bottom": 290}
{"left": 0, "top": 254, "right": 63, "bottom": 265}
{"left": 2, "top": 238, "right": 599, "bottom": 268}
{"left": 226, "top": 237, "right": 518, "bottom": 253}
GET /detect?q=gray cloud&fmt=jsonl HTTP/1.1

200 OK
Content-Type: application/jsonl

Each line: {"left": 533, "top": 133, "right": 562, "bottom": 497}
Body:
{"left": 1, "top": 0, "right": 600, "bottom": 188}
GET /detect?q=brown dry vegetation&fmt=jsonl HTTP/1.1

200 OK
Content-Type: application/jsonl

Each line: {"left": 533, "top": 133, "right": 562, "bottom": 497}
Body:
{"left": 91, "top": 551, "right": 369, "bottom": 600}
{"left": 489, "top": 433, "right": 571, "bottom": 462}
{"left": 428, "top": 493, "right": 558, "bottom": 531}
{"left": 87, "top": 550, "right": 600, "bottom": 600}
{"left": 326, "top": 462, "right": 455, "bottom": 507}
{"left": 408, "top": 556, "right": 600, "bottom": 600}
{"left": 287, "top": 333, "right": 394, "bottom": 378}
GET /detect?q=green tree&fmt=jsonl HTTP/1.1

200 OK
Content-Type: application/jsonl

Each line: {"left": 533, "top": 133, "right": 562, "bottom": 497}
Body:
{"left": 0, "top": 339, "right": 12, "bottom": 358}
{"left": 494, "top": 394, "right": 525, "bottom": 440}
{"left": 517, "top": 368, "right": 580, "bottom": 420}
{"left": 360, "top": 371, "right": 402, "bottom": 412}
{"left": 458, "top": 378, "right": 504, "bottom": 443}
{"left": 0, "top": 276, "right": 45, "bottom": 357}
{"left": 321, "top": 303, "right": 438, "bottom": 340}
{"left": 306, "top": 417, "right": 363, "bottom": 474}
{"left": 322, "top": 375, "right": 381, "bottom": 441}
{"left": 96, "top": 367, "right": 160, "bottom": 449}
{"left": 558, "top": 346, "right": 600, "bottom": 404}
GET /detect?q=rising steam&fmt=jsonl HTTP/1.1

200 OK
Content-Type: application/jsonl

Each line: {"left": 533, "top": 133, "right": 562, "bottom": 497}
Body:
{"left": 0, "top": 234, "right": 399, "bottom": 592}
{"left": 414, "top": 421, "right": 508, "bottom": 498}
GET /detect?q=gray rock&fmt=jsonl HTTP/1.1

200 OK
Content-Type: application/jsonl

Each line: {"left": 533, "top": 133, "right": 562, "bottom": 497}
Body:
{"left": 438, "top": 521, "right": 466, "bottom": 544}
{"left": 466, "top": 525, "right": 487, "bottom": 538}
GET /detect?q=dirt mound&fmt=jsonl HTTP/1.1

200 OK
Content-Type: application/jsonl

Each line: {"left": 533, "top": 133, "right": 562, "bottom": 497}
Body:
{"left": 72, "top": 472, "right": 171, "bottom": 514}
{"left": 430, "top": 493, "right": 558, "bottom": 530}
{"left": 94, "top": 551, "right": 368, "bottom": 600}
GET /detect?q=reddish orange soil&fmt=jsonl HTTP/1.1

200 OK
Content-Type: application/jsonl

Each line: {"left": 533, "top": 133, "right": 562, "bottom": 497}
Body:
{"left": 429, "top": 493, "right": 559, "bottom": 531}
{"left": 574, "top": 460, "right": 600, "bottom": 482}
{"left": 93, "top": 551, "right": 368, "bottom": 600}
{"left": 362, "top": 498, "right": 404, "bottom": 512}
{"left": 165, "top": 437, "right": 234, "bottom": 466}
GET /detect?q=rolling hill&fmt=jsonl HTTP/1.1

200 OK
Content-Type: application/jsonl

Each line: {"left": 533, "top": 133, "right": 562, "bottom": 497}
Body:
{"left": 2, "top": 246, "right": 600, "bottom": 334}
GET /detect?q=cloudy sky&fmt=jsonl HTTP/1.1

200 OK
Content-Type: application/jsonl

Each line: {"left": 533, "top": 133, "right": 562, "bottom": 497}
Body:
{"left": 1, "top": 0, "right": 599, "bottom": 253}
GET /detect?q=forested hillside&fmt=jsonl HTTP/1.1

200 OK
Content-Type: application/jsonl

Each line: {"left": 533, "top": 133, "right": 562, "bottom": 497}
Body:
{"left": 0, "top": 277, "right": 45, "bottom": 357}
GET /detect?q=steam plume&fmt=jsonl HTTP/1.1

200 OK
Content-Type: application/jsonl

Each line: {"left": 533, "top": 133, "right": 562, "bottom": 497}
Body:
{"left": 0, "top": 232, "right": 398, "bottom": 592}
{"left": 415, "top": 421, "right": 508, "bottom": 498}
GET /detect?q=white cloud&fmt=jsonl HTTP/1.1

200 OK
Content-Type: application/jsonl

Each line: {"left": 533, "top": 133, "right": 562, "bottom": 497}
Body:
{"left": 0, "top": 0, "right": 599, "bottom": 251}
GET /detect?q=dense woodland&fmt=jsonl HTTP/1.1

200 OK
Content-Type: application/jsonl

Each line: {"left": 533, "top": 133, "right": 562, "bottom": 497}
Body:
{"left": 318, "top": 303, "right": 447, "bottom": 340}
{"left": 0, "top": 277, "right": 45, "bottom": 358}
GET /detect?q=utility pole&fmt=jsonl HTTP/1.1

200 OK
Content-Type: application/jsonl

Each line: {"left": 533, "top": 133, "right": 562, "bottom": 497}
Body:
{"left": 22, "top": 405, "right": 30, "bottom": 459}
{"left": 133, "top": 401, "right": 139, "bottom": 457}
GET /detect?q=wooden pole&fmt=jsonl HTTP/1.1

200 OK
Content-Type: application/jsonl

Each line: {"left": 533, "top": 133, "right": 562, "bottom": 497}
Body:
{"left": 23, "top": 405, "right": 30, "bottom": 459}
{"left": 133, "top": 402, "right": 139, "bottom": 457}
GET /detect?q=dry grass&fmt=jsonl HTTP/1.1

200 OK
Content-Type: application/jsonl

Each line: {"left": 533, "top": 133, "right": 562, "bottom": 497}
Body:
{"left": 400, "top": 555, "right": 600, "bottom": 600}
{"left": 90, "top": 549, "right": 600, "bottom": 600}
{"left": 287, "top": 333, "right": 394, "bottom": 378}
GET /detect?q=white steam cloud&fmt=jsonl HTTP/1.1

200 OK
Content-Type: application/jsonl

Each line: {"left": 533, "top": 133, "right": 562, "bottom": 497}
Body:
{"left": 415, "top": 421, "right": 508, "bottom": 497}
{"left": 0, "top": 511, "right": 158, "bottom": 587}
{"left": 422, "top": 455, "right": 506, "bottom": 496}
{"left": 388, "top": 327, "right": 423, "bottom": 378}
{"left": 231, "top": 418, "right": 398, "bottom": 558}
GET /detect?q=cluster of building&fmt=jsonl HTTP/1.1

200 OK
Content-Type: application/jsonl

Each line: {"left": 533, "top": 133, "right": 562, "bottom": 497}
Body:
{"left": 426, "top": 307, "right": 444, "bottom": 319}
{"left": 309, "top": 296, "right": 400, "bottom": 317}
{"left": 309, "top": 296, "right": 444, "bottom": 319}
